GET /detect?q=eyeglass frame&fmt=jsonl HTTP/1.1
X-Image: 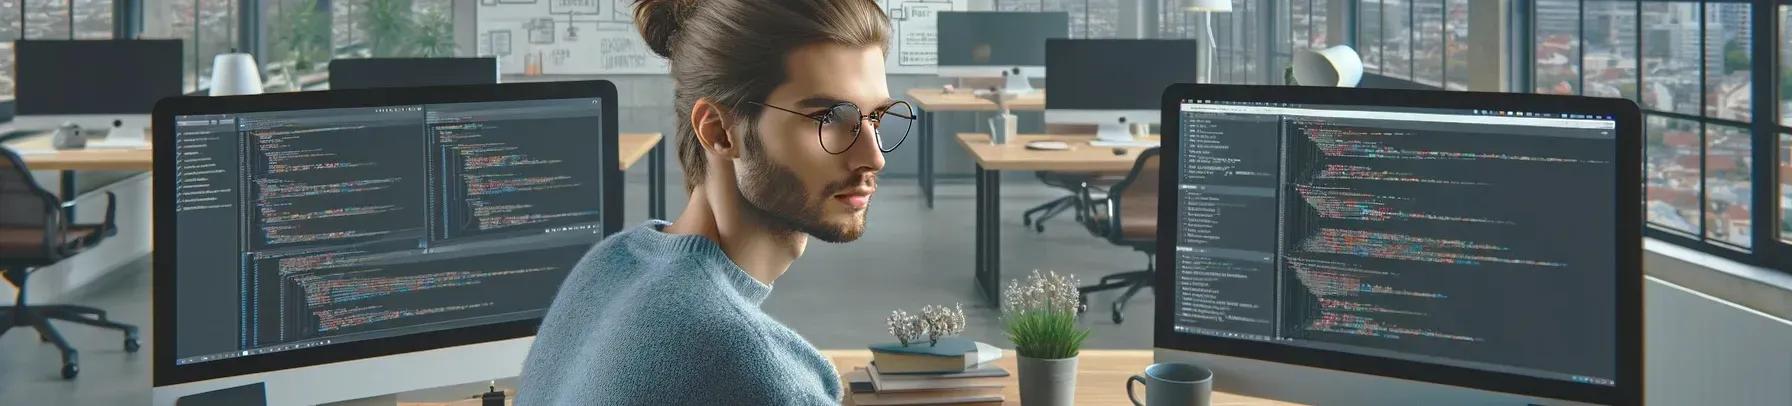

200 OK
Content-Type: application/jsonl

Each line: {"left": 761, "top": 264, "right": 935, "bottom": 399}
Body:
{"left": 747, "top": 99, "right": 916, "bottom": 154}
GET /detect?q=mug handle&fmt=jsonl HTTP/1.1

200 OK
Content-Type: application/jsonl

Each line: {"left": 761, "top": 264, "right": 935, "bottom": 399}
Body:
{"left": 1127, "top": 374, "right": 1147, "bottom": 406}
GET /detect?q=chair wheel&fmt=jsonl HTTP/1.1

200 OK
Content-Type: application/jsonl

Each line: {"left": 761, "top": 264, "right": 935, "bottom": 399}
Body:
{"left": 1023, "top": 217, "right": 1032, "bottom": 227}
{"left": 1112, "top": 302, "right": 1126, "bottom": 324}
{"left": 62, "top": 363, "right": 78, "bottom": 379}
{"left": 1035, "top": 224, "right": 1045, "bottom": 233}
{"left": 1077, "top": 296, "right": 1089, "bottom": 313}
{"left": 125, "top": 338, "right": 140, "bottom": 352}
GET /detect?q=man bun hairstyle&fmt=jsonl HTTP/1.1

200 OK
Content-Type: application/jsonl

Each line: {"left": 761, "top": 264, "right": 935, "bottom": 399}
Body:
{"left": 633, "top": 0, "right": 891, "bottom": 192}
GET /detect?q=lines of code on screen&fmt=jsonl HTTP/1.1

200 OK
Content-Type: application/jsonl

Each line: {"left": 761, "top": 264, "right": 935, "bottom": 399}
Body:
{"left": 1171, "top": 106, "right": 1618, "bottom": 384}
{"left": 170, "top": 98, "right": 608, "bottom": 364}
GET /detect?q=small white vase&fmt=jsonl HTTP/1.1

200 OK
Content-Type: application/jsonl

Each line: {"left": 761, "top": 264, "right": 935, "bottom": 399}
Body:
{"left": 1017, "top": 355, "right": 1078, "bottom": 406}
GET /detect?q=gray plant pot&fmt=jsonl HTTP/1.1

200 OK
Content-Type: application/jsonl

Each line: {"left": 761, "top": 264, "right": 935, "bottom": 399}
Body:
{"left": 1017, "top": 355, "right": 1078, "bottom": 406}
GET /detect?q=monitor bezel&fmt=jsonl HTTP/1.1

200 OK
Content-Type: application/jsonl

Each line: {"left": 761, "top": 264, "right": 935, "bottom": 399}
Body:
{"left": 151, "top": 80, "right": 624, "bottom": 387}
{"left": 1156, "top": 84, "right": 1643, "bottom": 406}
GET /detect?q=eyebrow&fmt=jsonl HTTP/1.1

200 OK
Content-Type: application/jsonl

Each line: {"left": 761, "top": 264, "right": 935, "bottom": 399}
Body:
{"left": 794, "top": 95, "right": 901, "bottom": 110}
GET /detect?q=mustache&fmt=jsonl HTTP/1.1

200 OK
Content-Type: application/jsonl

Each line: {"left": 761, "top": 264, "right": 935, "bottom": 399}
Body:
{"left": 824, "top": 171, "right": 878, "bottom": 194}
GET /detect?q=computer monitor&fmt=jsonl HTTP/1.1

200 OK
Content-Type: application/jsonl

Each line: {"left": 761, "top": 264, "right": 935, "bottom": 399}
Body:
{"left": 150, "top": 81, "right": 622, "bottom": 405}
{"left": 328, "top": 57, "right": 499, "bottom": 90}
{"left": 1045, "top": 39, "right": 1197, "bottom": 143}
{"left": 936, "top": 11, "right": 1068, "bottom": 92}
{"left": 14, "top": 39, "right": 183, "bottom": 138}
{"left": 1156, "top": 84, "right": 1642, "bottom": 405}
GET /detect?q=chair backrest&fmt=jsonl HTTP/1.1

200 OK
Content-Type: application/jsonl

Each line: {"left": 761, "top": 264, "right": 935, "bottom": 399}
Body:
{"left": 0, "top": 147, "right": 58, "bottom": 258}
{"left": 1107, "top": 147, "right": 1160, "bottom": 244}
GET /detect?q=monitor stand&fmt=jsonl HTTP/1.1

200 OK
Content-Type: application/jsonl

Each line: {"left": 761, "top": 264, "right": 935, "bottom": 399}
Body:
{"left": 1095, "top": 119, "right": 1134, "bottom": 143}
{"left": 1000, "top": 68, "right": 1034, "bottom": 95}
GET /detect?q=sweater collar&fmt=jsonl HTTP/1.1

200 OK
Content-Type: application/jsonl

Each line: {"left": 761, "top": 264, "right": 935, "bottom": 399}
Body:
{"left": 635, "top": 220, "right": 774, "bottom": 305}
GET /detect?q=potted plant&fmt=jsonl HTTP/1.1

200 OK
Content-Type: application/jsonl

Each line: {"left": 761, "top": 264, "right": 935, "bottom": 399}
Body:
{"left": 1003, "top": 270, "right": 1090, "bottom": 406}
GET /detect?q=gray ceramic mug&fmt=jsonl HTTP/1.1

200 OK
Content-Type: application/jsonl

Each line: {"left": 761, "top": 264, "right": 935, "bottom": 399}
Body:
{"left": 1127, "top": 362, "right": 1213, "bottom": 406}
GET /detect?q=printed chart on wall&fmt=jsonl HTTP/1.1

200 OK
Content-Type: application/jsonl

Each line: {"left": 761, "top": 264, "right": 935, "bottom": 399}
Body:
{"left": 879, "top": 0, "right": 967, "bottom": 74}
{"left": 475, "top": 0, "right": 669, "bottom": 75}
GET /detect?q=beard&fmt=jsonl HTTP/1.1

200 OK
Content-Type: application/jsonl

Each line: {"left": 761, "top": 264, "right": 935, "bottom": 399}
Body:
{"left": 734, "top": 129, "right": 874, "bottom": 243}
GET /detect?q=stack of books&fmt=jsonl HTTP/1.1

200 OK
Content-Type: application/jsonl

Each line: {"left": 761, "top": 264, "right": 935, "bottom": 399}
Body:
{"left": 844, "top": 338, "right": 1009, "bottom": 405}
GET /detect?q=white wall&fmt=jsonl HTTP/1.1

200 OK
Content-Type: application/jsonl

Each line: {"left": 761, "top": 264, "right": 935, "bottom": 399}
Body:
{"left": 1644, "top": 272, "right": 1792, "bottom": 405}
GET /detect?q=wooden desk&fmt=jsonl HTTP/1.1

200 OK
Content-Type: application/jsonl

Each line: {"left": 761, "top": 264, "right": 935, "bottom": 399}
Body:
{"left": 905, "top": 88, "right": 1048, "bottom": 209}
{"left": 3, "top": 132, "right": 671, "bottom": 221}
{"left": 956, "top": 133, "right": 1160, "bottom": 304}
{"left": 906, "top": 88, "right": 1046, "bottom": 112}
{"left": 827, "top": 349, "right": 1296, "bottom": 405}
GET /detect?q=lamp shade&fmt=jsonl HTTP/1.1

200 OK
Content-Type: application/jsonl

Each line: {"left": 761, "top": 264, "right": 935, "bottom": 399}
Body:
{"left": 208, "top": 53, "right": 263, "bottom": 96}
{"left": 1293, "top": 45, "right": 1364, "bottom": 87}
{"left": 1186, "top": 0, "right": 1233, "bottom": 12}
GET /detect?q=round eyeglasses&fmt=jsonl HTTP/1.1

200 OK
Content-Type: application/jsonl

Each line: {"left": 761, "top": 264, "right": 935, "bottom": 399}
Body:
{"left": 750, "top": 100, "right": 915, "bottom": 154}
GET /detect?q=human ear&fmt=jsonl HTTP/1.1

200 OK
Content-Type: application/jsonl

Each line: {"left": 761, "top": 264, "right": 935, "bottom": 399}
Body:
{"left": 691, "top": 98, "right": 744, "bottom": 160}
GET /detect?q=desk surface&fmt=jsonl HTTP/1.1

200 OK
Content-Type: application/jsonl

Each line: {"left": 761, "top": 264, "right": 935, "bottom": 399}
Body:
{"left": 3, "top": 132, "right": 664, "bottom": 172}
{"left": 394, "top": 350, "right": 1297, "bottom": 406}
{"left": 906, "top": 88, "right": 1046, "bottom": 112}
{"left": 827, "top": 349, "right": 1298, "bottom": 406}
{"left": 955, "top": 133, "right": 1161, "bottom": 172}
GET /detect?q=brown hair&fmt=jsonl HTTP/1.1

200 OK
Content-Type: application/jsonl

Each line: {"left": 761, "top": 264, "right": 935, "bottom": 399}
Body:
{"left": 634, "top": 0, "right": 891, "bottom": 192}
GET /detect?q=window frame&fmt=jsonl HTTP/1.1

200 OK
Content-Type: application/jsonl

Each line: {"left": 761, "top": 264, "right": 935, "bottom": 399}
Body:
{"left": 1510, "top": 0, "right": 1788, "bottom": 271}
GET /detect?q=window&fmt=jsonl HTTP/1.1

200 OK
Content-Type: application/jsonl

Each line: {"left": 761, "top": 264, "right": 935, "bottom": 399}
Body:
{"left": 1647, "top": 115, "right": 1702, "bottom": 234}
{"left": 1382, "top": 0, "right": 1411, "bottom": 79}
{"left": 1535, "top": 0, "right": 1580, "bottom": 94}
{"left": 25, "top": 0, "right": 72, "bottom": 40}
{"left": 263, "top": 0, "right": 330, "bottom": 92}
{"left": 1413, "top": 0, "right": 1444, "bottom": 86}
{"left": 141, "top": 0, "right": 239, "bottom": 92}
{"left": 1360, "top": 0, "right": 1383, "bottom": 72}
{"left": 74, "top": 0, "right": 113, "bottom": 39}
{"left": 1706, "top": 2, "right": 1750, "bottom": 122}
{"left": 1707, "top": 124, "right": 1751, "bottom": 247}
{"left": 1443, "top": 0, "right": 1468, "bottom": 90}
{"left": 1779, "top": 4, "right": 1790, "bottom": 243}
{"left": 1160, "top": 0, "right": 1274, "bottom": 85}
{"left": 330, "top": 0, "right": 454, "bottom": 59}
{"left": 1291, "top": 0, "right": 1328, "bottom": 49}
{"left": 1641, "top": 1, "right": 1699, "bottom": 115}
{"left": 1584, "top": 0, "right": 1638, "bottom": 100}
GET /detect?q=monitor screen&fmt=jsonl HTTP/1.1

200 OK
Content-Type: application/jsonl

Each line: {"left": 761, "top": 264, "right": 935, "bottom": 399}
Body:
{"left": 167, "top": 97, "right": 607, "bottom": 366}
{"left": 329, "top": 58, "right": 498, "bottom": 90}
{"left": 937, "top": 12, "right": 1068, "bottom": 68}
{"left": 16, "top": 39, "right": 183, "bottom": 115}
{"left": 1045, "top": 39, "right": 1197, "bottom": 111}
{"left": 1168, "top": 100, "right": 1622, "bottom": 386}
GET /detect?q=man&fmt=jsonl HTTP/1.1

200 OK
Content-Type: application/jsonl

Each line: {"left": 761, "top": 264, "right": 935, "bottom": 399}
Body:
{"left": 517, "top": 0, "right": 911, "bottom": 404}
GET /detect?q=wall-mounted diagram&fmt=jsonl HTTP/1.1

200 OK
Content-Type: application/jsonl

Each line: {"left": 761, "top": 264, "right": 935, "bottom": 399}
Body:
{"left": 477, "top": 0, "right": 669, "bottom": 74}
{"left": 880, "top": 0, "right": 967, "bottom": 74}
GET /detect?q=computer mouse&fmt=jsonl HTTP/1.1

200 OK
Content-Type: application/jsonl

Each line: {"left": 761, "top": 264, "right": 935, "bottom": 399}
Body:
{"left": 1112, "top": 147, "right": 1127, "bottom": 156}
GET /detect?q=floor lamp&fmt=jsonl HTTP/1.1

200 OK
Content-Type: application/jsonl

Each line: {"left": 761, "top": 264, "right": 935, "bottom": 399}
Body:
{"left": 1186, "top": 0, "right": 1232, "bottom": 84}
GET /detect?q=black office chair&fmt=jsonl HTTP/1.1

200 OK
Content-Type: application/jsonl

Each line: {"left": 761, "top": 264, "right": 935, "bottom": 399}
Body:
{"left": 0, "top": 147, "right": 138, "bottom": 379}
{"left": 1074, "top": 147, "right": 1159, "bottom": 324}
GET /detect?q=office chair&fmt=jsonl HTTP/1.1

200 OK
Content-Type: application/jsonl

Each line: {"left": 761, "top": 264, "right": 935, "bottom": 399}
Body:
{"left": 1073, "top": 147, "right": 1158, "bottom": 324}
{"left": 0, "top": 147, "right": 138, "bottom": 379}
{"left": 1022, "top": 171, "right": 1120, "bottom": 233}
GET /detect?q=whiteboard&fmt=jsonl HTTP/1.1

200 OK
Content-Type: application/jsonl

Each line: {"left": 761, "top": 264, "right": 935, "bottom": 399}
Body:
{"left": 880, "top": 0, "right": 970, "bottom": 75}
{"left": 474, "top": 0, "right": 967, "bottom": 75}
{"left": 475, "top": 0, "right": 669, "bottom": 75}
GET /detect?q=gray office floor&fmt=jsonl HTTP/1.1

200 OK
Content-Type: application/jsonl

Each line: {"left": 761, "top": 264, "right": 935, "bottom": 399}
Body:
{"left": 0, "top": 174, "right": 1157, "bottom": 405}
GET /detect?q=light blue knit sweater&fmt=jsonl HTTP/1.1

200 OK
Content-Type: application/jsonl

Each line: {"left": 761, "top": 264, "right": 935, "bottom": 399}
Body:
{"left": 517, "top": 220, "right": 841, "bottom": 405}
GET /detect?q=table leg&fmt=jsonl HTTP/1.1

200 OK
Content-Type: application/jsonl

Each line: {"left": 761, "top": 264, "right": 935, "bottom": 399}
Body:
{"left": 919, "top": 108, "right": 934, "bottom": 209}
{"left": 648, "top": 138, "right": 667, "bottom": 220}
{"left": 60, "top": 170, "right": 76, "bottom": 223}
{"left": 974, "top": 165, "right": 1001, "bottom": 305}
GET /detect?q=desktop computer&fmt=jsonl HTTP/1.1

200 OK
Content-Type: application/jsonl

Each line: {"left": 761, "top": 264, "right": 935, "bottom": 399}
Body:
{"left": 149, "top": 81, "right": 623, "bottom": 406}
{"left": 1156, "top": 84, "right": 1642, "bottom": 405}
{"left": 1045, "top": 39, "right": 1198, "bottom": 145}
{"left": 328, "top": 57, "right": 500, "bottom": 90}
{"left": 935, "top": 11, "right": 1068, "bottom": 94}
{"left": 14, "top": 39, "right": 183, "bottom": 143}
